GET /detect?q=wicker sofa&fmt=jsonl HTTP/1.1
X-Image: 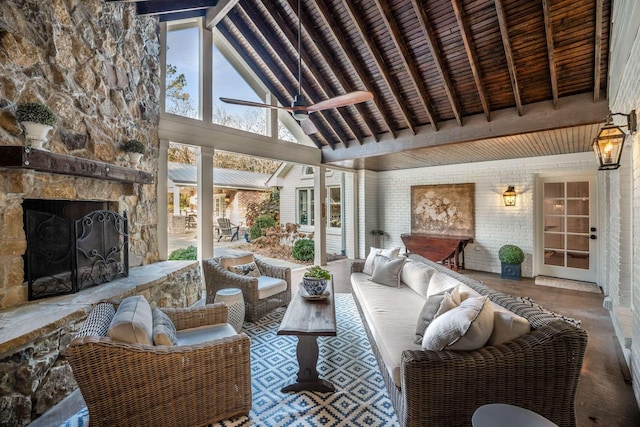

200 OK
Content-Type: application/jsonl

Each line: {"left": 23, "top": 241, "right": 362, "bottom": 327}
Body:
{"left": 66, "top": 298, "right": 251, "bottom": 426}
{"left": 351, "top": 253, "right": 588, "bottom": 427}
{"left": 203, "top": 252, "right": 291, "bottom": 322}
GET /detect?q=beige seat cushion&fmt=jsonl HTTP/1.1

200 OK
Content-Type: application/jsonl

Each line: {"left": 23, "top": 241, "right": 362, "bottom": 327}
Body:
{"left": 257, "top": 276, "right": 288, "bottom": 299}
{"left": 176, "top": 323, "right": 238, "bottom": 346}
{"left": 107, "top": 295, "right": 153, "bottom": 345}
{"left": 219, "top": 252, "right": 255, "bottom": 269}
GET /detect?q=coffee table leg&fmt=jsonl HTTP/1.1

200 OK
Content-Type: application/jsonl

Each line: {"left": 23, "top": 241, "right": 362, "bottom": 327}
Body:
{"left": 281, "top": 335, "right": 335, "bottom": 393}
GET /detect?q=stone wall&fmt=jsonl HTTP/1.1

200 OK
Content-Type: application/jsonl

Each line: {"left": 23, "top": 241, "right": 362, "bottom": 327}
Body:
{"left": 0, "top": 0, "right": 161, "bottom": 309}
{"left": 0, "top": 261, "right": 202, "bottom": 426}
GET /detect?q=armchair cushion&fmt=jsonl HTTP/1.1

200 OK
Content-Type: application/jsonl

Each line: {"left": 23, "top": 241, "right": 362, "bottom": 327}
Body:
{"left": 176, "top": 323, "right": 238, "bottom": 346}
{"left": 257, "top": 276, "right": 288, "bottom": 299}
{"left": 219, "top": 252, "right": 255, "bottom": 269}
{"left": 229, "top": 261, "right": 261, "bottom": 277}
{"left": 107, "top": 295, "right": 153, "bottom": 345}
{"left": 152, "top": 307, "right": 178, "bottom": 346}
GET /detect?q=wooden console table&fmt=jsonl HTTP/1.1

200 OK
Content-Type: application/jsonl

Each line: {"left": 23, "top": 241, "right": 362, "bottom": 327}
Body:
{"left": 401, "top": 233, "right": 472, "bottom": 271}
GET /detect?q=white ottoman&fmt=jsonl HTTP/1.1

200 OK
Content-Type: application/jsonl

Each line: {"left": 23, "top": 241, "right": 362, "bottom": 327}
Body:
{"left": 214, "top": 288, "right": 245, "bottom": 333}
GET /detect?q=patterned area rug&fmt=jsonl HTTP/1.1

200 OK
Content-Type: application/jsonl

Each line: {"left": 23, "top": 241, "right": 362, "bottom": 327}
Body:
{"left": 60, "top": 293, "right": 399, "bottom": 427}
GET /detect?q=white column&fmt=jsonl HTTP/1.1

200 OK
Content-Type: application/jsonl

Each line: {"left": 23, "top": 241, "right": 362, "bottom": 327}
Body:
{"left": 201, "top": 20, "right": 213, "bottom": 123}
{"left": 314, "top": 166, "right": 327, "bottom": 266}
{"left": 157, "top": 139, "right": 169, "bottom": 260}
{"left": 197, "top": 146, "right": 215, "bottom": 260}
{"left": 173, "top": 189, "right": 181, "bottom": 216}
{"left": 345, "top": 170, "right": 358, "bottom": 259}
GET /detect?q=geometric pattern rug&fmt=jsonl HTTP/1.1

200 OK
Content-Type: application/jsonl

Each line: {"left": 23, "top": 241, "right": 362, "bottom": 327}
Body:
{"left": 60, "top": 293, "right": 400, "bottom": 426}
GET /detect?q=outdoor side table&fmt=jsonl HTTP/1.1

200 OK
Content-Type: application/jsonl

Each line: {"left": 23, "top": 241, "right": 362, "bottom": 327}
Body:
{"left": 214, "top": 288, "right": 245, "bottom": 333}
{"left": 472, "top": 403, "right": 558, "bottom": 427}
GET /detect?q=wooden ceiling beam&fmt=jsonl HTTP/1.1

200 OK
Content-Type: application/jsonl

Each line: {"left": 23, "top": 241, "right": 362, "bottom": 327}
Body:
{"left": 264, "top": 2, "right": 364, "bottom": 144}
{"left": 494, "top": 0, "right": 523, "bottom": 116}
{"left": 135, "top": 0, "right": 216, "bottom": 16}
{"left": 410, "top": 0, "right": 461, "bottom": 127}
{"left": 340, "top": 0, "right": 417, "bottom": 135}
{"left": 234, "top": 4, "right": 347, "bottom": 148}
{"left": 158, "top": 9, "right": 206, "bottom": 22}
{"left": 541, "top": 0, "right": 559, "bottom": 108}
{"left": 373, "top": 0, "right": 439, "bottom": 130}
{"left": 310, "top": 0, "right": 396, "bottom": 138}
{"left": 594, "top": 0, "right": 604, "bottom": 102}
{"left": 451, "top": 0, "right": 491, "bottom": 121}
{"left": 217, "top": 19, "right": 327, "bottom": 149}
{"left": 321, "top": 93, "right": 609, "bottom": 162}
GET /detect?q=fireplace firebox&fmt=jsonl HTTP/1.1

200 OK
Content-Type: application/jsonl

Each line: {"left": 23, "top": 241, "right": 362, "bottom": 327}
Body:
{"left": 23, "top": 200, "right": 129, "bottom": 300}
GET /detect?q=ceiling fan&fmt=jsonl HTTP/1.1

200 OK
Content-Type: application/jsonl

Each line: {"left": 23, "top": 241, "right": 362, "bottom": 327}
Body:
{"left": 219, "top": 0, "right": 373, "bottom": 134}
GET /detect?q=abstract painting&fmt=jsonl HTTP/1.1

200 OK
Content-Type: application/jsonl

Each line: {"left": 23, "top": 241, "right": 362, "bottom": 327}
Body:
{"left": 411, "top": 183, "right": 475, "bottom": 236}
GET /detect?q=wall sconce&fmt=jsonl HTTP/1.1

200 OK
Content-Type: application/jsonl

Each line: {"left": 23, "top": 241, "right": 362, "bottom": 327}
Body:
{"left": 503, "top": 186, "right": 516, "bottom": 206}
{"left": 224, "top": 194, "right": 231, "bottom": 204}
{"left": 592, "top": 110, "right": 637, "bottom": 170}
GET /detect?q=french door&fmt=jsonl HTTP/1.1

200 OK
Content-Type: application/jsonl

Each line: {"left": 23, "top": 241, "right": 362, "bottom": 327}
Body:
{"left": 537, "top": 175, "right": 597, "bottom": 282}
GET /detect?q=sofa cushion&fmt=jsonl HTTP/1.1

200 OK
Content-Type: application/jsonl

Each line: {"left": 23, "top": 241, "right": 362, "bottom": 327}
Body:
{"left": 422, "top": 296, "right": 494, "bottom": 351}
{"left": 176, "top": 323, "right": 238, "bottom": 346}
{"left": 152, "top": 307, "right": 178, "bottom": 346}
{"left": 401, "top": 260, "right": 436, "bottom": 298}
{"left": 414, "top": 289, "right": 459, "bottom": 344}
{"left": 351, "top": 272, "right": 422, "bottom": 386}
{"left": 257, "top": 276, "right": 288, "bottom": 299}
{"left": 363, "top": 246, "right": 401, "bottom": 275}
{"left": 219, "top": 252, "right": 255, "bottom": 269}
{"left": 370, "top": 255, "right": 406, "bottom": 287}
{"left": 76, "top": 302, "right": 116, "bottom": 338}
{"left": 488, "top": 303, "right": 531, "bottom": 346}
{"left": 228, "top": 261, "right": 261, "bottom": 278}
{"left": 107, "top": 295, "right": 153, "bottom": 345}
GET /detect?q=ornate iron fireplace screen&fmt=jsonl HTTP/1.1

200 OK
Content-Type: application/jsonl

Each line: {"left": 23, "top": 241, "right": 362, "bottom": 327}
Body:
{"left": 25, "top": 210, "right": 129, "bottom": 300}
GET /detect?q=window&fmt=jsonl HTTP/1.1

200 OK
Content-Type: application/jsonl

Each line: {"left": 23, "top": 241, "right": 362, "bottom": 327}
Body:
{"left": 165, "top": 20, "right": 201, "bottom": 119}
{"left": 298, "top": 189, "right": 314, "bottom": 225}
{"left": 328, "top": 187, "right": 341, "bottom": 228}
{"left": 297, "top": 187, "right": 342, "bottom": 228}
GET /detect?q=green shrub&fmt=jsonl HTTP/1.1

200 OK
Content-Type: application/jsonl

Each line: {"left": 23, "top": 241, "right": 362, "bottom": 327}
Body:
{"left": 16, "top": 102, "right": 57, "bottom": 126}
{"left": 292, "top": 238, "right": 314, "bottom": 261}
{"left": 168, "top": 245, "right": 197, "bottom": 260}
{"left": 122, "top": 139, "right": 146, "bottom": 154}
{"left": 498, "top": 244, "right": 524, "bottom": 264}
{"left": 249, "top": 215, "right": 276, "bottom": 240}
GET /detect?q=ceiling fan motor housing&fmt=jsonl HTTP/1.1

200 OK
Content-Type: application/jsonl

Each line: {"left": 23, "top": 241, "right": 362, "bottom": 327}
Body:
{"left": 292, "top": 94, "right": 309, "bottom": 121}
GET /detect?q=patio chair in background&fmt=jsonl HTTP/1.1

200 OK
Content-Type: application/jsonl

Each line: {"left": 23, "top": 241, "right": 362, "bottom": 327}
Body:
{"left": 217, "top": 217, "right": 240, "bottom": 242}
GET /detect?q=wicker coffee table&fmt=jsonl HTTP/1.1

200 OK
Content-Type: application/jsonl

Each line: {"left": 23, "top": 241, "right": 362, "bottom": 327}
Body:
{"left": 277, "top": 277, "right": 336, "bottom": 392}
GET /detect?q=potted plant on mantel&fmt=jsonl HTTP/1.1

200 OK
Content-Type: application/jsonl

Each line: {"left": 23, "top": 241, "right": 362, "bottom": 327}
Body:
{"left": 122, "top": 139, "right": 146, "bottom": 168}
{"left": 302, "top": 265, "right": 331, "bottom": 297}
{"left": 16, "top": 102, "right": 57, "bottom": 150}
{"left": 498, "top": 244, "right": 525, "bottom": 280}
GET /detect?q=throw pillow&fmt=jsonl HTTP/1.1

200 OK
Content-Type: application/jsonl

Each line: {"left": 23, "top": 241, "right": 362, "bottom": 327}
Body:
{"left": 422, "top": 296, "right": 494, "bottom": 351}
{"left": 414, "top": 288, "right": 459, "bottom": 344}
{"left": 219, "top": 252, "right": 255, "bottom": 269}
{"left": 107, "top": 295, "right": 153, "bottom": 345}
{"left": 228, "top": 261, "right": 261, "bottom": 277}
{"left": 152, "top": 307, "right": 178, "bottom": 346}
{"left": 401, "top": 260, "right": 437, "bottom": 298}
{"left": 370, "top": 255, "right": 406, "bottom": 287}
{"left": 487, "top": 304, "right": 531, "bottom": 346}
{"left": 363, "top": 246, "right": 401, "bottom": 275}
{"left": 75, "top": 302, "right": 116, "bottom": 338}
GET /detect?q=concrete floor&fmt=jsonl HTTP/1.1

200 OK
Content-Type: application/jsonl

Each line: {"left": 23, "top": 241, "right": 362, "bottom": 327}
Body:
{"left": 32, "top": 259, "right": 640, "bottom": 427}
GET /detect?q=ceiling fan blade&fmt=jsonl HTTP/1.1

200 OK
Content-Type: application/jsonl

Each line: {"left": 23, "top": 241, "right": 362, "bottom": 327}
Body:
{"left": 219, "top": 97, "right": 294, "bottom": 111}
{"left": 300, "top": 118, "right": 318, "bottom": 135}
{"left": 306, "top": 91, "right": 374, "bottom": 112}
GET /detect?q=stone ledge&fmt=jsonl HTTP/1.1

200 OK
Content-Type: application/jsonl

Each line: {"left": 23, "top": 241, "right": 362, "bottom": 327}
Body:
{"left": 0, "top": 260, "right": 198, "bottom": 358}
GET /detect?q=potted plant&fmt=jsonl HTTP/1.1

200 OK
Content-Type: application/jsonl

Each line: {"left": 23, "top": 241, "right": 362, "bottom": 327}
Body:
{"left": 122, "top": 139, "right": 146, "bottom": 167}
{"left": 498, "top": 244, "right": 525, "bottom": 280}
{"left": 16, "top": 102, "right": 57, "bottom": 149}
{"left": 302, "top": 265, "right": 331, "bottom": 296}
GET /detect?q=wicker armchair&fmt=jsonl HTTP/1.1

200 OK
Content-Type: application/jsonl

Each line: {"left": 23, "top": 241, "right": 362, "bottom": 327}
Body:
{"left": 66, "top": 302, "right": 252, "bottom": 427}
{"left": 203, "top": 253, "right": 291, "bottom": 322}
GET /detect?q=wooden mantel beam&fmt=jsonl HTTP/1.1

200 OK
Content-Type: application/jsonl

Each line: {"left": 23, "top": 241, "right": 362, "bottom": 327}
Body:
{"left": 321, "top": 93, "right": 608, "bottom": 162}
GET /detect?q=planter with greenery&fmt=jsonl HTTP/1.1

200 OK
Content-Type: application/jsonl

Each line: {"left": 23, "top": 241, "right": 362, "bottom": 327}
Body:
{"left": 122, "top": 139, "right": 146, "bottom": 167}
{"left": 16, "top": 102, "right": 57, "bottom": 149}
{"left": 498, "top": 244, "right": 525, "bottom": 280}
{"left": 302, "top": 265, "right": 331, "bottom": 296}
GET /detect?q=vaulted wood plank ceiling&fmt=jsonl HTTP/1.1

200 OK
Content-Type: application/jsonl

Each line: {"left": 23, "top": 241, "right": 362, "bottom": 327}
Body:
{"left": 112, "top": 0, "right": 612, "bottom": 171}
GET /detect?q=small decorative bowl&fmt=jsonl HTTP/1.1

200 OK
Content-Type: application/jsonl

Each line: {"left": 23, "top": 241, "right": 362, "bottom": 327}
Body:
{"left": 302, "top": 277, "right": 328, "bottom": 296}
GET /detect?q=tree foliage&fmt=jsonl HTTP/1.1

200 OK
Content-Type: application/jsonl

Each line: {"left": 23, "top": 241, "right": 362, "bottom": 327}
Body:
{"left": 246, "top": 189, "right": 280, "bottom": 226}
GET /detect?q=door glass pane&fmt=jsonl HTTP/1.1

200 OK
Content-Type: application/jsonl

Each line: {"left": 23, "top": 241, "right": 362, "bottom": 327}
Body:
{"left": 567, "top": 234, "right": 589, "bottom": 251}
{"left": 567, "top": 217, "right": 589, "bottom": 233}
{"left": 298, "top": 190, "right": 308, "bottom": 225}
{"left": 544, "top": 250, "right": 565, "bottom": 266}
{"left": 544, "top": 199, "right": 565, "bottom": 215}
{"left": 566, "top": 182, "right": 589, "bottom": 198}
{"left": 309, "top": 189, "right": 315, "bottom": 225}
{"left": 567, "top": 252, "right": 589, "bottom": 269}
{"left": 567, "top": 199, "right": 589, "bottom": 215}
{"left": 329, "top": 187, "right": 341, "bottom": 228}
{"left": 544, "top": 182, "right": 564, "bottom": 198}
{"left": 544, "top": 216, "right": 564, "bottom": 232}
{"left": 544, "top": 233, "right": 564, "bottom": 249}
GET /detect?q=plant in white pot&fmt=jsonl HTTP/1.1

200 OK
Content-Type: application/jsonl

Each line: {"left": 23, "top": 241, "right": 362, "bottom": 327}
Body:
{"left": 16, "top": 102, "right": 57, "bottom": 150}
{"left": 122, "top": 139, "right": 145, "bottom": 168}
{"left": 302, "top": 265, "right": 331, "bottom": 296}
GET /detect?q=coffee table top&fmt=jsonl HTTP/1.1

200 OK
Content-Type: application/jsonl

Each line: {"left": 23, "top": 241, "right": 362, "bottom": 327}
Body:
{"left": 278, "top": 278, "right": 336, "bottom": 336}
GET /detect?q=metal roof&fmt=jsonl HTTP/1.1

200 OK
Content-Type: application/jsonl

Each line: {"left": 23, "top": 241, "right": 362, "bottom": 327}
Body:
{"left": 168, "top": 162, "right": 270, "bottom": 190}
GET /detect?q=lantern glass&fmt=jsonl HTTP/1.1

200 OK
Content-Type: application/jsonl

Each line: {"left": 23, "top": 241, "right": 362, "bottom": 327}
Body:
{"left": 593, "top": 124, "right": 626, "bottom": 170}
{"left": 503, "top": 186, "right": 516, "bottom": 206}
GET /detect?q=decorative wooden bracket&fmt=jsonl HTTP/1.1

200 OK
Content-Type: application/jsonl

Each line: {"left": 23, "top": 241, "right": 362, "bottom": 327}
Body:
{"left": 0, "top": 146, "right": 154, "bottom": 184}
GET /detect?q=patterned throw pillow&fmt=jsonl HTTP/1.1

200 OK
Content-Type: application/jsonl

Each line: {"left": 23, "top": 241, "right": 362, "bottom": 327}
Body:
{"left": 229, "top": 261, "right": 261, "bottom": 277}
{"left": 152, "top": 307, "right": 178, "bottom": 346}
{"left": 75, "top": 303, "right": 116, "bottom": 338}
